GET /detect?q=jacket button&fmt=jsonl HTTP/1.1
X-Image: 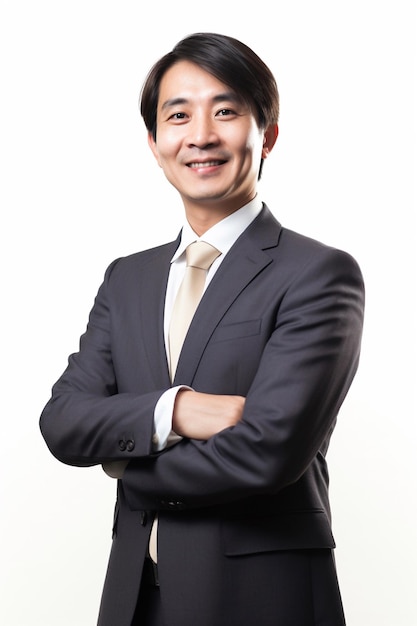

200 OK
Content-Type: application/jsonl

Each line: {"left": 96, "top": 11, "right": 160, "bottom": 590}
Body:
{"left": 126, "top": 439, "right": 135, "bottom": 452}
{"left": 118, "top": 439, "right": 126, "bottom": 451}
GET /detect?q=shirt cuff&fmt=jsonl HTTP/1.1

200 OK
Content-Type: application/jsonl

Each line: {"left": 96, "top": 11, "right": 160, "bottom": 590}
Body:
{"left": 153, "top": 386, "right": 191, "bottom": 451}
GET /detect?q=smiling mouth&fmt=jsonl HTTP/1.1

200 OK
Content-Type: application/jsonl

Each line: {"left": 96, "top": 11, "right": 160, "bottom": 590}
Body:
{"left": 187, "top": 160, "right": 226, "bottom": 168}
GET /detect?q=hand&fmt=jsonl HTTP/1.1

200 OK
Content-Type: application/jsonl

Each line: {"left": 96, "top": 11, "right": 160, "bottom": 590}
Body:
{"left": 102, "top": 460, "right": 128, "bottom": 478}
{"left": 172, "top": 390, "right": 245, "bottom": 440}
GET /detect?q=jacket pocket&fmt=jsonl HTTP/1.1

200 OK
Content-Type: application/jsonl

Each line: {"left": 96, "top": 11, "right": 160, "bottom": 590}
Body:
{"left": 211, "top": 319, "right": 261, "bottom": 343}
{"left": 221, "top": 510, "right": 335, "bottom": 556}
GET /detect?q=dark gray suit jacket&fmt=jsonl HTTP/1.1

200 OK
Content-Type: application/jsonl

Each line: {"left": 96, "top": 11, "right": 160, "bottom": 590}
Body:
{"left": 40, "top": 205, "right": 365, "bottom": 625}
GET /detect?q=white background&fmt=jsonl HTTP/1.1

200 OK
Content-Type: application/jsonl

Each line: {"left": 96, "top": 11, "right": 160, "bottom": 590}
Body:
{"left": 1, "top": 1, "right": 416, "bottom": 624}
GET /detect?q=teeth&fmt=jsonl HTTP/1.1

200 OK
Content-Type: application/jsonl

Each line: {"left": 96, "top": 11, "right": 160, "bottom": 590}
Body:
{"left": 188, "top": 161, "right": 222, "bottom": 168}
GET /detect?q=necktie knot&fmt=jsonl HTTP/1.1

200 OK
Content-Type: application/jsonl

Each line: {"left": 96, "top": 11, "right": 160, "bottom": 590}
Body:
{"left": 186, "top": 241, "right": 221, "bottom": 271}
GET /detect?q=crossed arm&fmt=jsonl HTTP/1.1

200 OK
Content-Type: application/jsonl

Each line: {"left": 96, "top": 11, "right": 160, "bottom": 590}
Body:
{"left": 40, "top": 244, "right": 364, "bottom": 509}
{"left": 102, "top": 391, "right": 244, "bottom": 478}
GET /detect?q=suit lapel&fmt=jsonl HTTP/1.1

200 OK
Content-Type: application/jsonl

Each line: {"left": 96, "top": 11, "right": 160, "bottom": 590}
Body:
{"left": 173, "top": 206, "right": 282, "bottom": 385}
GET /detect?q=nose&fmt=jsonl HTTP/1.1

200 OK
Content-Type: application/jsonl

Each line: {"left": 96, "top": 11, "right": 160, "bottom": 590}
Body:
{"left": 186, "top": 113, "right": 219, "bottom": 149}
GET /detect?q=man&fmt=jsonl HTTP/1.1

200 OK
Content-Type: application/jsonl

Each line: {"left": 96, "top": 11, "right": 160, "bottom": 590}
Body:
{"left": 40, "top": 32, "right": 365, "bottom": 626}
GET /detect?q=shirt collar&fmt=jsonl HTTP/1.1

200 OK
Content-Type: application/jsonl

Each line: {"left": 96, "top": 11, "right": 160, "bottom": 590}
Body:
{"left": 171, "top": 197, "right": 263, "bottom": 263}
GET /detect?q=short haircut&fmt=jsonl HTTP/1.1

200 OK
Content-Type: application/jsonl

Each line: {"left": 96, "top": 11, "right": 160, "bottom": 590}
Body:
{"left": 140, "top": 32, "right": 279, "bottom": 141}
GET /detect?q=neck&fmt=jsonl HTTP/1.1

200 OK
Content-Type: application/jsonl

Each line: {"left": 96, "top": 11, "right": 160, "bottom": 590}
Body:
{"left": 183, "top": 195, "right": 257, "bottom": 236}
{"left": 186, "top": 211, "right": 235, "bottom": 236}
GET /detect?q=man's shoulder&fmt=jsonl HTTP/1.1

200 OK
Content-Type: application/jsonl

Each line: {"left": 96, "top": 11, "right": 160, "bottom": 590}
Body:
{"left": 103, "top": 238, "right": 180, "bottom": 283}
{"left": 275, "top": 226, "right": 364, "bottom": 292}
{"left": 123, "top": 239, "right": 179, "bottom": 265}
{"left": 281, "top": 225, "right": 359, "bottom": 264}
{"left": 257, "top": 205, "right": 360, "bottom": 266}
{"left": 253, "top": 207, "right": 361, "bottom": 285}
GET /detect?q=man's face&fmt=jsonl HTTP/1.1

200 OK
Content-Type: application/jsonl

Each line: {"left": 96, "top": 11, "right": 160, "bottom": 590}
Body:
{"left": 148, "top": 60, "right": 277, "bottom": 223}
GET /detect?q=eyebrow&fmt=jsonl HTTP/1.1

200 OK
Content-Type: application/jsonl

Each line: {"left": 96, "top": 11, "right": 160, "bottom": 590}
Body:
{"left": 160, "top": 92, "right": 244, "bottom": 111}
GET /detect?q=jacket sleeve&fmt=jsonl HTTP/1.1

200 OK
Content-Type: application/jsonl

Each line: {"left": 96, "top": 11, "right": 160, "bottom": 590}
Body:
{"left": 122, "top": 246, "right": 365, "bottom": 511}
{"left": 39, "top": 259, "right": 163, "bottom": 466}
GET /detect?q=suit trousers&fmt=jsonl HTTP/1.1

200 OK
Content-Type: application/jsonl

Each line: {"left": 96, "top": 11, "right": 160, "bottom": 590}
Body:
{"left": 132, "top": 562, "right": 166, "bottom": 626}
{"left": 132, "top": 585, "right": 165, "bottom": 626}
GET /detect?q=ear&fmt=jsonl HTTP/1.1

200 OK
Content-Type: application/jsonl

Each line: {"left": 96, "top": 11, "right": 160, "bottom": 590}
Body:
{"left": 147, "top": 132, "right": 162, "bottom": 167}
{"left": 261, "top": 124, "right": 279, "bottom": 159}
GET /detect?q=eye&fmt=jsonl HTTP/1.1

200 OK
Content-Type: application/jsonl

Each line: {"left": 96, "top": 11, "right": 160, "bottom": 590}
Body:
{"left": 168, "top": 112, "right": 188, "bottom": 121}
{"left": 216, "top": 108, "right": 234, "bottom": 117}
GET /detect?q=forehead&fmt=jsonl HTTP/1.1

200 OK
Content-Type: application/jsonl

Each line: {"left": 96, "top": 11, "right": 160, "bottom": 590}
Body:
{"left": 157, "top": 60, "right": 241, "bottom": 109}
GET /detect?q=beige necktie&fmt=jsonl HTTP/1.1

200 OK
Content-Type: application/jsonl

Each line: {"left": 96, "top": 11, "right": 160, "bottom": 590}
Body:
{"left": 149, "top": 241, "right": 221, "bottom": 563}
{"left": 168, "top": 240, "right": 221, "bottom": 380}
